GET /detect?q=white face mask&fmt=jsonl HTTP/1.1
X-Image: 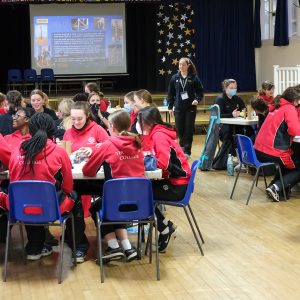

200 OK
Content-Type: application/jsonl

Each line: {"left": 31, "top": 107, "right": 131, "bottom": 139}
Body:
{"left": 136, "top": 121, "right": 143, "bottom": 134}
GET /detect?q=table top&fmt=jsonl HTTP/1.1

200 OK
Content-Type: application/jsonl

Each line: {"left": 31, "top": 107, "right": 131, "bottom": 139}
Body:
{"left": 220, "top": 117, "right": 258, "bottom": 126}
{"left": 0, "top": 168, "right": 162, "bottom": 181}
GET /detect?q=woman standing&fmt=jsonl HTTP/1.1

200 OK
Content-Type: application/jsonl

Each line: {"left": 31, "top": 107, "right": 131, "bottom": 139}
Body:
{"left": 166, "top": 57, "right": 204, "bottom": 158}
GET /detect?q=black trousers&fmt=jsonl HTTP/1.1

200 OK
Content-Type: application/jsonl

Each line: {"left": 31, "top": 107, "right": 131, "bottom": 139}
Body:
{"left": 256, "top": 150, "right": 300, "bottom": 191}
{"left": 174, "top": 107, "right": 197, "bottom": 155}
{"left": 152, "top": 179, "right": 187, "bottom": 232}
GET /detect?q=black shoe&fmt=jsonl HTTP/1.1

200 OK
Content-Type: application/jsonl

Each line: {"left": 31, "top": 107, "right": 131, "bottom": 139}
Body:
{"left": 75, "top": 249, "right": 87, "bottom": 263}
{"left": 266, "top": 184, "right": 280, "bottom": 202}
{"left": 124, "top": 247, "right": 138, "bottom": 262}
{"left": 102, "top": 247, "right": 124, "bottom": 263}
{"left": 158, "top": 226, "right": 176, "bottom": 253}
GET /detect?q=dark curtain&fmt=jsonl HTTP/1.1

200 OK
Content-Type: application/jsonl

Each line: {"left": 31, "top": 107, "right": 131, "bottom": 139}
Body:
{"left": 254, "top": 0, "right": 262, "bottom": 48}
{"left": 274, "top": 0, "right": 289, "bottom": 46}
{"left": 0, "top": 5, "right": 31, "bottom": 92}
{"left": 193, "top": 0, "right": 256, "bottom": 92}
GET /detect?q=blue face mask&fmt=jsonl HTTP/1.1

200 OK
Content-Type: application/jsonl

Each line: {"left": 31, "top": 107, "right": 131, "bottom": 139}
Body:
{"left": 227, "top": 88, "right": 237, "bottom": 97}
{"left": 123, "top": 103, "right": 133, "bottom": 113}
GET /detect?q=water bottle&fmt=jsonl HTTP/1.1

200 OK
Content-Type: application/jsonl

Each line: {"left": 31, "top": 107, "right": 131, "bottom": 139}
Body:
{"left": 163, "top": 97, "right": 168, "bottom": 107}
{"left": 227, "top": 154, "right": 234, "bottom": 176}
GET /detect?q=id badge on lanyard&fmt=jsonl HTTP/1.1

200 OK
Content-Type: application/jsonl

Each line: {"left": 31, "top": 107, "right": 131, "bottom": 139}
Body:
{"left": 180, "top": 78, "right": 188, "bottom": 100}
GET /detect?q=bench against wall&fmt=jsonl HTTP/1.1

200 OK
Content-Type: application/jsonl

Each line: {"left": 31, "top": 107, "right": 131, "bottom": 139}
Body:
{"left": 273, "top": 65, "right": 300, "bottom": 95}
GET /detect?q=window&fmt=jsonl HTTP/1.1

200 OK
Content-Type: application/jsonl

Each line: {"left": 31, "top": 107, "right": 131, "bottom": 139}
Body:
{"left": 261, "top": 0, "right": 299, "bottom": 40}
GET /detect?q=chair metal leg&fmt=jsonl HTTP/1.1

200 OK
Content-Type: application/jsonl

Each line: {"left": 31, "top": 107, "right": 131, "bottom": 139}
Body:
{"left": 187, "top": 204, "right": 205, "bottom": 244}
{"left": 145, "top": 224, "right": 151, "bottom": 257}
{"left": 71, "top": 214, "right": 77, "bottom": 267}
{"left": 246, "top": 167, "right": 261, "bottom": 205}
{"left": 184, "top": 207, "right": 204, "bottom": 256}
{"left": 277, "top": 165, "right": 287, "bottom": 201}
{"left": 137, "top": 224, "right": 142, "bottom": 260}
{"left": 149, "top": 223, "right": 153, "bottom": 264}
{"left": 19, "top": 223, "right": 26, "bottom": 265}
{"left": 3, "top": 220, "right": 11, "bottom": 282}
{"left": 261, "top": 167, "right": 268, "bottom": 188}
{"left": 230, "top": 168, "right": 241, "bottom": 199}
{"left": 58, "top": 222, "right": 66, "bottom": 284}
{"left": 154, "top": 219, "right": 160, "bottom": 281}
{"left": 97, "top": 214, "right": 105, "bottom": 283}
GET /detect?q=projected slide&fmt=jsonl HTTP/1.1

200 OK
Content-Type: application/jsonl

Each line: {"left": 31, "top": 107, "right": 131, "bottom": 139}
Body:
{"left": 30, "top": 4, "right": 126, "bottom": 75}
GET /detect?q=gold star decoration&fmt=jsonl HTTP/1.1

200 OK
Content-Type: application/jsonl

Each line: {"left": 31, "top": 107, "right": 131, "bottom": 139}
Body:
{"left": 157, "top": 48, "right": 162, "bottom": 53}
{"left": 159, "top": 29, "right": 164, "bottom": 35}
{"left": 167, "top": 23, "right": 174, "bottom": 30}
{"left": 184, "top": 28, "right": 192, "bottom": 36}
{"left": 166, "top": 48, "right": 172, "bottom": 55}
{"left": 188, "top": 19, "right": 192, "bottom": 23}
{"left": 167, "top": 70, "right": 172, "bottom": 75}
{"left": 191, "top": 44, "right": 196, "bottom": 49}
{"left": 184, "top": 48, "right": 189, "bottom": 53}
{"left": 159, "top": 69, "right": 165, "bottom": 75}
{"left": 172, "top": 15, "right": 179, "bottom": 22}
{"left": 172, "top": 58, "right": 179, "bottom": 65}
{"left": 173, "top": 42, "right": 178, "bottom": 47}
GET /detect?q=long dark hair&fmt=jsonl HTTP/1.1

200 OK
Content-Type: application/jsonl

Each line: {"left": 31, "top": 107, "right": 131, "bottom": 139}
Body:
{"left": 20, "top": 113, "right": 56, "bottom": 175}
{"left": 273, "top": 85, "right": 300, "bottom": 108}
{"left": 137, "top": 106, "right": 173, "bottom": 132}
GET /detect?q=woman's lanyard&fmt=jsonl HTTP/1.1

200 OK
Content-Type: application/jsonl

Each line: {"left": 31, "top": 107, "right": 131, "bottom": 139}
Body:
{"left": 180, "top": 76, "right": 188, "bottom": 100}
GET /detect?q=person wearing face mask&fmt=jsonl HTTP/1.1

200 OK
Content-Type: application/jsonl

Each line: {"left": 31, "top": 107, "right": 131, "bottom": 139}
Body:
{"left": 212, "top": 79, "right": 250, "bottom": 170}
{"left": 255, "top": 85, "right": 300, "bottom": 202}
{"left": 166, "top": 57, "right": 204, "bottom": 159}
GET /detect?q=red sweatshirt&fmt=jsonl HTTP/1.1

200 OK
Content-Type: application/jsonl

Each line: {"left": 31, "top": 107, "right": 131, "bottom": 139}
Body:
{"left": 4, "top": 131, "right": 31, "bottom": 150}
{"left": 258, "top": 94, "right": 274, "bottom": 104}
{"left": 9, "top": 139, "right": 73, "bottom": 194}
{"left": 63, "top": 120, "right": 109, "bottom": 152}
{"left": 147, "top": 124, "right": 190, "bottom": 185}
{"left": 254, "top": 98, "right": 300, "bottom": 169}
{"left": 0, "top": 134, "right": 11, "bottom": 167}
{"left": 83, "top": 135, "right": 145, "bottom": 179}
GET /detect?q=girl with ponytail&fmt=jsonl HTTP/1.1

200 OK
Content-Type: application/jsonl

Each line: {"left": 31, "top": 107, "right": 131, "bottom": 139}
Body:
{"left": 82, "top": 110, "right": 144, "bottom": 262}
{"left": 8, "top": 113, "right": 87, "bottom": 262}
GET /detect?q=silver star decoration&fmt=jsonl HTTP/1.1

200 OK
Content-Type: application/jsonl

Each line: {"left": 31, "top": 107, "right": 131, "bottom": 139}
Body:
{"left": 163, "top": 16, "right": 170, "bottom": 23}
{"left": 166, "top": 40, "right": 170, "bottom": 46}
{"left": 157, "top": 22, "right": 161, "bottom": 26}
{"left": 159, "top": 5, "right": 164, "bottom": 10}
{"left": 185, "top": 40, "right": 191, "bottom": 45}
{"left": 158, "top": 40, "right": 162, "bottom": 44}
{"left": 180, "top": 43, "right": 184, "bottom": 48}
{"left": 179, "top": 23, "right": 185, "bottom": 30}
{"left": 157, "top": 12, "right": 163, "bottom": 18}
{"left": 167, "top": 32, "right": 174, "bottom": 39}
{"left": 181, "top": 14, "right": 187, "bottom": 21}
{"left": 177, "top": 49, "right": 182, "bottom": 53}
{"left": 191, "top": 10, "right": 194, "bottom": 15}
{"left": 162, "top": 56, "right": 166, "bottom": 63}
{"left": 178, "top": 34, "right": 183, "bottom": 40}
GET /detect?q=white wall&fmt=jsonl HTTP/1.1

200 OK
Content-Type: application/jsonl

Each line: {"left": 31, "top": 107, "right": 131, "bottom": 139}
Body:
{"left": 255, "top": 38, "right": 300, "bottom": 90}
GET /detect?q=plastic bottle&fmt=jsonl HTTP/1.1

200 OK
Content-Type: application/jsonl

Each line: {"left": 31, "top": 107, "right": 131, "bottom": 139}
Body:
{"left": 227, "top": 154, "right": 234, "bottom": 176}
{"left": 163, "top": 97, "right": 168, "bottom": 107}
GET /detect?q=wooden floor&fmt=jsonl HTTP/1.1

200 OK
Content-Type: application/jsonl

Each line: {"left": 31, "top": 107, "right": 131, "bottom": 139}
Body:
{"left": 2, "top": 135, "right": 300, "bottom": 299}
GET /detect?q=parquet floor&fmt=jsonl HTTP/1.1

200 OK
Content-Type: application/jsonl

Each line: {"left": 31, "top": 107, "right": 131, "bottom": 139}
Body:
{"left": 1, "top": 135, "right": 300, "bottom": 299}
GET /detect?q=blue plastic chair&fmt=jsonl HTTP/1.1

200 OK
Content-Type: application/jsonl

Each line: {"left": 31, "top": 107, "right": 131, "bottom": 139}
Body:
{"left": 40, "top": 68, "right": 57, "bottom": 96}
{"left": 97, "top": 177, "right": 159, "bottom": 283}
{"left": 3, "top": 181, "right": 76, "bottom": 284}
{"left": 154, "top": 160, "right": 205, "bottom": 256}
{"left": 23, "top": 68, "right": 39, "bottom": 94}
{"left": 230, "top": 134, "right": 286, "bottom": 205}
{"left": 7, "top": 68, "right": 23, "bottom": 90}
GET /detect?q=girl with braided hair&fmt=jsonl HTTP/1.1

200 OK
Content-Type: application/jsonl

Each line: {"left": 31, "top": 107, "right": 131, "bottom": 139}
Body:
{"left": 8, "top": 113, "right": 86, "bottom": 261}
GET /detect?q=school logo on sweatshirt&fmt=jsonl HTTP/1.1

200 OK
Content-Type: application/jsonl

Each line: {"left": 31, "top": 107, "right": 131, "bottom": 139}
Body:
{"left": 87, "top": 137, "right": 96, "bottom": 145}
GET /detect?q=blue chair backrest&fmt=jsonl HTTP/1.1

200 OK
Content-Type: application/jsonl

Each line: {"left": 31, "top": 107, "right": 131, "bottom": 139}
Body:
{"left": 181, "top": 160, "right": 199, "bottom": 206}
{"left": 40, "top": 68, "right": 55, "bottom": 81}
{"left": 8, "top": 69, "right": 22, "bottom": 82}
{"left": 235, "top": 134, "right": 260, "bottom": 167}
{"left": 24, "top": 68, "right": 37, "bottom": 82}
{"left": 101, "top": 178, "right": 154, "bottom": 222}
{"left": 8, "top": 181, "right": 61, "bottom": 223}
